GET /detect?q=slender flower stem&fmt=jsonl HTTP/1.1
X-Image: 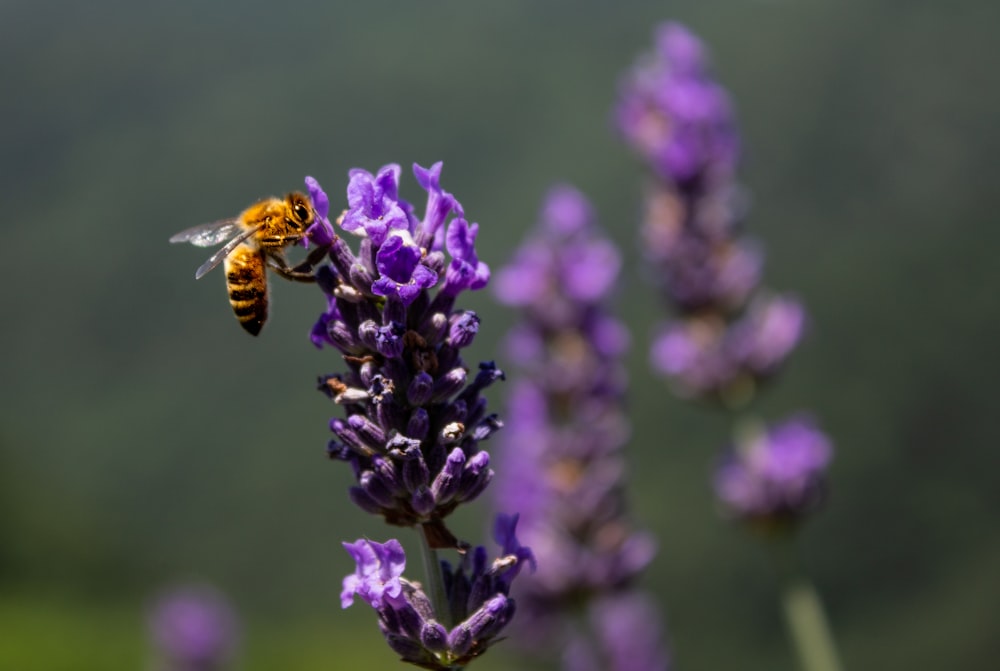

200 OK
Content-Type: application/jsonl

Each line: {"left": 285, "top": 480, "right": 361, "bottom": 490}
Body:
{"left": 770, "top": 540, "right": 844, "bottom": 671}
{"left": 417, "top": 525, "right": 452, "bottom": 628}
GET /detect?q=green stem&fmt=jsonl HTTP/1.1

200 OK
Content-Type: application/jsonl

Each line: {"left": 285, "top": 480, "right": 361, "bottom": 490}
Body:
{"left": 417, "top": 524, "right": 452, "bottom": 628}
{"left": 771, "top": 540, "right": 845, "bottom": 671}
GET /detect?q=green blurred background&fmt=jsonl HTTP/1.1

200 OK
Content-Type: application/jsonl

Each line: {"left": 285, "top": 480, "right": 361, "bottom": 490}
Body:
{"left": 2, "top": 0, "right": 998, "bottom": 668}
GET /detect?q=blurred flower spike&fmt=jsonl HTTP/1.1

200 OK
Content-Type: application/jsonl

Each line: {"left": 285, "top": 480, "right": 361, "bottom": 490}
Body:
{"left": 714, "top": 415, "right": 833, "bottom": 534}
{"left": 493, "top": 185, "right": 670, "bottom": 670}
{"left": 148, "top": 584, "right": 239, "bottom": 671}
{"left": 307, "top": 164, "right": 504, "bottom": 547}
{"left": 341, "top": 515, "right": 534, "bottom": 670}
{"left": 615, "top": 22, "right": 805, "bottom": 406}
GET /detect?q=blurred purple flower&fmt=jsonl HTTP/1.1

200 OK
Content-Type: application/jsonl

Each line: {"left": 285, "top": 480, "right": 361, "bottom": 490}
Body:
{"left": 617, "top": 23, "right": 806, "bottom": 405}
{"left": 563, "top": 593, "right": 672, "bottom": 671}
{"left": 493, "top": 184, "right": 669, "bottom": 670}
{"left": 714, "top": 415, "right": 833, "bottom": 530}
{"left": 148, "top": 585, "right": 239, "bottom": 671}
{"left": 615, "top": 21, "right": 739, "bottom": 184}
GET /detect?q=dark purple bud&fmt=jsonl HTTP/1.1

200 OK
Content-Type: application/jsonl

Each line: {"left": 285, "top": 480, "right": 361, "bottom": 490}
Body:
{"left": 359, "top": 360, "right": 379, "bottom": 388}
{"left": 420, "top": 312, "right": 449, "bottom": 346}
{"left": 329, "top": 419, "right": 368, "bottom": 455}
{"left": 431, "top": 367, "right": 467, "bottom": 403}
{"left": 394, "top": 601, "right": 426, "bottom": 641}
{"left": 423, "top": 250, "right": 446, "bottom": 275}
{"left": 457, "top": 451, "right": 492, "bottom": 502}
{"left": 371, "top": 456, "right": 404, "bottom": 497}
{"left": 358, "top": 320, "right": 379, "bottom": 350}
{"left": 448, "top": 311, "right": 480, "bottom": 349}
{"left": 407, "top": 372, "right": 434, "bottom": 406}
{"left": 402, "top": 451, "right": 431, "bottom": 492}
{"left": 349, "top": 262, "right": 375, "bottom": 291}
{"left": 410, "top": 485, "right": 436, "bottom": 517}
{"left": 375, "top": 322, "right": 405, "bottom": 358}
{"left": 374, "top": 395, "right": 407, "bottom": 436}
{"left": 328, "top": 236, "right": 357, "bottom": 280}
{"left": 448, "top": 595, "right": 510, "bottom": 657}
{"left": 420, "top": 621, "right": 448, "bottom": 653}
{"left": 348, "top": 414, "right": 386, "bottom": 449}
{"left": 430, "top": 448, "right": 465, "bottom": 504}
{"left": 407, "top": 409, "right": 430, "bottom": 440}
{"left": 360, "top": 470, "right": 396, "bottom": 508}
{"left": 326, "top": 320, "right": 361, "bottom": 354}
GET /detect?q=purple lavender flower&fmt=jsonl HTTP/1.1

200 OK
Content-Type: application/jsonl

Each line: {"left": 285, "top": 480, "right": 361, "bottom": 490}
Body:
{"left": 148, "top": 585, "right": 239, "bottom": 671}
{"left": 562, "top": 592, "right": 671, "bottom": 671}
{"left": 615, "top": 22, "right": 739, "bottom": 185}
{"left": 341, "top": 517, "right": 533, "bottom": 670}
{"left": 650, "top": 293, "right": 806, "bottom": 401}
{"left": 493, "top": 185, "right": 669, "bottom": 670}
{"left": 714, "top": 415, "right": 833, "bottom": 532}
{"left": 308, "top": 163, "right": 502, "bottom": 548}
{"left": 616, "top": 23, "right": 805, "bottom": 405}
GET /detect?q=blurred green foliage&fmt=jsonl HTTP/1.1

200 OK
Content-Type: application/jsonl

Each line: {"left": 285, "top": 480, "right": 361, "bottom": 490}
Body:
{"left": 1, "top": 0, "right": 999, "bottom": 668}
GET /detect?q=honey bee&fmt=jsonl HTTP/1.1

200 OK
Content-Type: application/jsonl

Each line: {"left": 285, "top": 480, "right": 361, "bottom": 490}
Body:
{"left": 170, "top": 192, "right": 320, "bottom": 335}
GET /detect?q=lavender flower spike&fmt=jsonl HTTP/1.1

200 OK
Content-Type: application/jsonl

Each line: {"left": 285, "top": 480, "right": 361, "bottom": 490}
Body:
{"left": 341, "top": 521, "right": 533, "bottom": 670}
{"left": 616, "top": 22, "right": 805, "bottom": 405}
{"left": 493, "top": 184, "right": 669, "bottom": 669}
{"left": 714, "top": 415, "right": 833, "bottom": 534}
{"left": 148, "top": 584, "right": 240, "bottom": 671}
{"left": 311, "top": 163, "right": 500, "bottom": 547}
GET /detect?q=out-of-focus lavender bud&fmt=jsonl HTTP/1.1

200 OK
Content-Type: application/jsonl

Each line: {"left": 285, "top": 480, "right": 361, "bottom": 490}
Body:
{"left": 714, "top": 415, "right": 833, "bottom": 533}
{"left": 148, "top": 584, "right": 240, "bottom": 671}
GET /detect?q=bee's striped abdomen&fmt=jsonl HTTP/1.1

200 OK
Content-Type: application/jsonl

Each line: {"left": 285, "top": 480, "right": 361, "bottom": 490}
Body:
{"left": 224, "top": 246, "right": 268, "bottom": 336}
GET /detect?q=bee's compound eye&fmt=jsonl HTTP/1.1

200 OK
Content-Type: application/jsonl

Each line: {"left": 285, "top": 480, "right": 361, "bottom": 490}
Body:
{"left": 293, "top": 202, "right": 312, "bottom": 224}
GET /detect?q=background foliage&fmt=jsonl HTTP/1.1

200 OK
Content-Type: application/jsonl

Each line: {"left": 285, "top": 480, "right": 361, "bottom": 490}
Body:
{"left": 1, "top": 0, "right": 998, "bottom": 668}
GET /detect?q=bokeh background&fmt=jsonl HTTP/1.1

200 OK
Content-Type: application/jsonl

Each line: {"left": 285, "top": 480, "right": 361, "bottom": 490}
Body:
{"left": 2, "top": 0, "right": 998, "bottom": 668}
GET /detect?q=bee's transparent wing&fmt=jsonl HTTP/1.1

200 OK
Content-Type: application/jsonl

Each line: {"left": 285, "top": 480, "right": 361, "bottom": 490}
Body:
{"left": 169, "top": 219, "right": 244, "bottom": 247}
{"left": 193, "top": 227, "right": 259, "bottom": 280}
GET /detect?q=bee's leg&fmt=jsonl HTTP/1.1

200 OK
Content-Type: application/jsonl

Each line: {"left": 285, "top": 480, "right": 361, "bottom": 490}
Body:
{"left": 292, "top": 244, "right": 331, "bottom": 274}
{"left": 267, "top": 253, "right": 318, "bottom": 283}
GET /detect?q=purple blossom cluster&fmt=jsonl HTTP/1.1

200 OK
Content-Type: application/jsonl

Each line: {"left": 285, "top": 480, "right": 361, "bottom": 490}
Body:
{"left": 493, "top": 185, "right": 670, "bottom": 671}
{"left": 340, "top": 515, "right": 533, "bottom": 670}
{"left": 615, "top": 22, "right": 806, "bottom": 404}
{"left": 304, "top": 163, "right": 533, "bottom": 668}
{"left": 306, "top": 163, "right": 503, "bottom": 542}
{"left": 615, "top": 22, "right": 833, "bottom": 531}
{"left": 147, "top": 585, "right": 239, "bottom": 671}
{"left": 714, "top": 416, "right": 833, "bottom": 533}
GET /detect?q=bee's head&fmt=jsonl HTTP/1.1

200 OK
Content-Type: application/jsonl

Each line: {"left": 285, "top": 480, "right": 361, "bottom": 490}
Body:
{"left": 287, "top": 192, "right": 315, "bottom": 229}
